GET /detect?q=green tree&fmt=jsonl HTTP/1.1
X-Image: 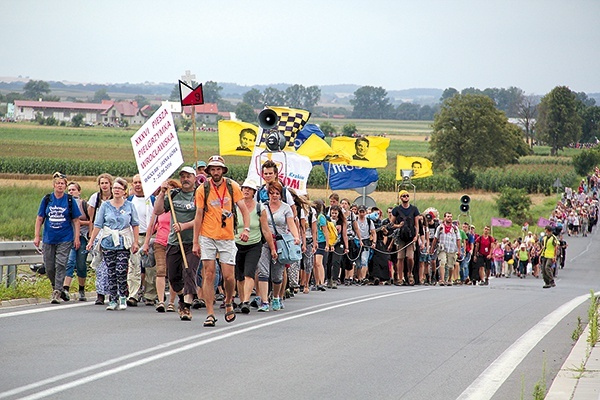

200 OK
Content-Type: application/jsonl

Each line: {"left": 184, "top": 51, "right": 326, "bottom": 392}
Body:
{"left": 235, "top": 102, "right": 257, "bottom": 123}
{"left": 71, "top": 113, "right": 84, "bottom": 127}
{"left": 440, "top": 87, "right": 459, "bottom": 102}
{"left": 203, "top": 81, "right": 222, "bottom": 104}
{"left": 302, "top": 85, "right": 321, "bottom": 111}
{"left": 285, "top": 84, "right": 306, "bottom": 109}
{"left": 319, "top": 121, "right": 337, "bottom": 136}
{"left": 536, "top": 86, "right": 583, "bottom": 156}
{"left": 350, "top": 86, "right": 393, "bottom": 119}
{"left": 572, "top": 148, "right": 600, "bottom": 177}
{"left": 243, "top": 88, "right": 263, "bottom": 108}
{"left": 430, "top": 94, "right": 530, "bottom": 188}
{"left": 134, "top": 95, "right": 149, "bottom": 107}
{"left": 6, "top": 92, "right": 25, "bottom": 103}
{"left": 517, "top": 94, "right": 539, "bottom": 148}
{"left": 396, "top": 103, "right": 421, "bottom": 120}
{"left": 23, "top": 80, "right": 50, "bottom": 100}
{"left": 169, "top": 84, "right": 179, "bottom": 101}
{"left": 581, "top": 106, "right": 600, "bottom": 143}
{"left": 342, "top": 123, "right": 357, "bottom": 136}
{"left": 263, "top": 87, "right": 285, "bottom": 106}
{"left": 93, "top": 89, "right": 111, "bottom": 103}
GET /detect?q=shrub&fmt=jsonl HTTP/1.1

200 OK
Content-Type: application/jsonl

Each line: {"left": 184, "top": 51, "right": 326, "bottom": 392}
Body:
{"left": 496, "top": 186, "right": 532, "bottom": 222}
{"left": 572, "top": 148, "right": 600, "bottom": 177}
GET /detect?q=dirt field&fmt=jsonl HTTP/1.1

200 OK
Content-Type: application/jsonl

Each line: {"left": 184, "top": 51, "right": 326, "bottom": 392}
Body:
{"left": 0, "top": 175, "right": 547, "bottom": 206}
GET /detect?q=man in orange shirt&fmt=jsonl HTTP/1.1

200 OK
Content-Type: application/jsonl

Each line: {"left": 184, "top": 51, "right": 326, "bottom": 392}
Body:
{"left": 192, "top": 155, "right": 250, "bottom": 327}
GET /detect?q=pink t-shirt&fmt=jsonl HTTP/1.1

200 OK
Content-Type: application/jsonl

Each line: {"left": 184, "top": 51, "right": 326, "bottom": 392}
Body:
{"left": 155, "top": 212, "right": 172, "bottom": 247}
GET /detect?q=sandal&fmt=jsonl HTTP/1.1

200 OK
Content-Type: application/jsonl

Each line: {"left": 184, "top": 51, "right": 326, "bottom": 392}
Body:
{"left": 156, "top": 302, "right": 165, "bottom": 313}
{"left": 224, "top": 303, "right": 236, "bottom": 323}
{"left": 203, "top": 314, "right": 217, "bottom": 327}
{"left": 408, "top": 275, "right": 415, "bottom": 286}
{"left": 166, "top": 303, "right": 175, "bottom": 312}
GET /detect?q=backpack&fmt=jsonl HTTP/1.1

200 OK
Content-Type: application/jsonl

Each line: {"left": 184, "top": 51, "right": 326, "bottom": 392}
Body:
{"left": 394, "top": 205, "right": 417, "bottom": 242}
{"left": 42, "top": 193, "right": 74, "bottom": 220}
{"left": 325, "top": 217, "right": 339, "bottom": 246}
{"left": 203, "top": 179, "right": 238, "bottom": 233}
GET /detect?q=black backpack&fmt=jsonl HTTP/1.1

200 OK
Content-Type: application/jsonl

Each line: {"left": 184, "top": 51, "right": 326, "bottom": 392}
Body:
{"left": 41, "top": 193, "right": 74, "bottom": 220}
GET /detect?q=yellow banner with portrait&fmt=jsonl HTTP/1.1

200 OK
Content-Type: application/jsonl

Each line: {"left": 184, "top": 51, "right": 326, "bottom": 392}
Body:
{"left": 330, "top": 136, "right": 390, "bottom": 168}
{"left": 218, "top": 120, "right": 259, "bottom": 156}
{"left": 395, "top": 155, "right": 433, "bottom": 180}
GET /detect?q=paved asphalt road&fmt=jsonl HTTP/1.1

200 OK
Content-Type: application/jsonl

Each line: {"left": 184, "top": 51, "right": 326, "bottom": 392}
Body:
{"left": 0, "top": 230, "right": 598, "bottom": 400}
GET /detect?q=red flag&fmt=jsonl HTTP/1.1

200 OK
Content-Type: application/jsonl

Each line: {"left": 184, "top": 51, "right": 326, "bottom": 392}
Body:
{"left": 491, "top": 217, "right": 512, "bottom": 227}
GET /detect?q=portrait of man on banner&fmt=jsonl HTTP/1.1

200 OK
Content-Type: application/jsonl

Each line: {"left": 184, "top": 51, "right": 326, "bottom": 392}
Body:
{"left": 218, "top": 120, "right": 259, "bottom": 156}
{"left": 236, "top": 128, "right": 257, "bottom": 152}
{"left": 396, "top": 155, "right": 433, "bottom": 180}
{"left": 353, "top": 137, "right": 370, "bottom": 161}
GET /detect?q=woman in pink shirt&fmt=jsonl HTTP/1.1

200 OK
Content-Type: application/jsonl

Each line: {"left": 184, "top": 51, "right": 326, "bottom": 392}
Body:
{"left": 143, "top": 179, "right": 181, "bottom": 312}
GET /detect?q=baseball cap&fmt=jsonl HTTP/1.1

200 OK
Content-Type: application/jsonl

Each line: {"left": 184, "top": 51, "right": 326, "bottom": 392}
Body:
{"left": 193, "top": 160, "right": 206, "bottom": 169}
{"left": 179, "top": 166, "right": 196, "bottom": 175}
{"left": 399, "top": 190, "right": 409, "bottom": 197}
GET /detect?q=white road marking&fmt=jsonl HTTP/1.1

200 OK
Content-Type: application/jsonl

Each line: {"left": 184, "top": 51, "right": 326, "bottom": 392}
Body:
{"left": 0, "top": 288, "right": 429, "bottom": 400}
{"left": 0, "top": 302, "right": 92, "bottom": 318}
{"left": 457, "top": 292, "right": 595, "bottom": 400}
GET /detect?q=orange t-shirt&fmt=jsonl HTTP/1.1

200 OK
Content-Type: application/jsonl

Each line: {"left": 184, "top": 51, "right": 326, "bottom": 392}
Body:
{"left": 194, "top": 179, "right": 243, "bottom": 240}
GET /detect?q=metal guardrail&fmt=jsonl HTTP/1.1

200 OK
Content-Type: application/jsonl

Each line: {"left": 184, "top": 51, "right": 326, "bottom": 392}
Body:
{"left": 0, "top": 241, "right": 43, "bottom": 287}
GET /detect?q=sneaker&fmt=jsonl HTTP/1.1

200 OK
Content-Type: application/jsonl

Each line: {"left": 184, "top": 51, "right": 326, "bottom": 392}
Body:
{"left": 106, "top": 301, "right": 119, "bottom": 310}
{"left": 280, "top": 300, "right": 285, "bottom": 310}
{"left": 156, "top": 302, "right": 166, "bottom": 312}
{"left": 271, "top": 298, "right": 281, "bottom": 311}
{"left": 551, "top": 282, "right": 556, "bottom": 287}
{"left": 119, "top": 296, "right": 127, "bottom": 310}
{"left": 478, "top": 281, "right": 486, "bottom": 286}
{"left": 60, "top": 290, "right": 70, "bottom": 302}
{"left": 241, "top": 302, "right": 250, "bottom": 314}
{"left": 543, "top": 284, "right": 552, "bottom": 289}
{"left": 215, "top": 293, "right": 225, "bottom": 301}
{"left": 257, "top": 302, "right": 270, "bottom": 312}
{"left": 179, "top": 306, "right": 192, "bottom": 321}
{"left": 250, "top": 296, "right": 261, "bottom": 308}
{"left": 318, "top": 285, "right": 327, "bottom": 292}
{"left": 144, "top": 298, "right": 155, "bottom": 306}
{"left": 78, "top": 291, "right": 87, "bottom": 302}
{"left": 126, "top": 297, "right": 138, "bottom": 307}
{"left": 331, "top": 281, "right": 338, "bottom": 289}
{"left": 51, "top": 290, "right": 61, "bottom": 304}
{"left": 166, "top": 303, "right": 175, "bottom": 312}
{"left": 95, "top": 294, "right": 105, "bottom": 305}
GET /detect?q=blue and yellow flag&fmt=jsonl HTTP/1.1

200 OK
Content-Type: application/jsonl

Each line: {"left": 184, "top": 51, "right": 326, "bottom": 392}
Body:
{"left": 395, "top": 155, "right": 433, "bottom": 180}
{"left": 256, "top": 106, "right": 311, "bottom": 152}
{"left": 330, "top": 136, "right": 390, "bottom": 168}
{"left": 218, "top": 120, "right": 259, "bottom": 156}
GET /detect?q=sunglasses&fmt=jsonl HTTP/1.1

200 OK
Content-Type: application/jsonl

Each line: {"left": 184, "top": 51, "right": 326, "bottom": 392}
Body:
{"left": 221, "top": 213, "right": 227, "bottom": 228}
{"left": 401, "top": 195, "right": 409, "bottom": 198}
{"left": 53, "top": 172, "right": 67, "bottom": 179}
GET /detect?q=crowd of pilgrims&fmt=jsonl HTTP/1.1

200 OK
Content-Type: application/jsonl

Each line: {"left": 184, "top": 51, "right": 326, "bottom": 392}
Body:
{"left": 41, "top": 163, "right": 599, "bottom": 319}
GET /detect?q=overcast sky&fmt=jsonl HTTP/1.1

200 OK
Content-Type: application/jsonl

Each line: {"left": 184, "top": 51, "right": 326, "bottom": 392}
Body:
{"left": 3, "top": 0, "right": 599, "bottom": 95}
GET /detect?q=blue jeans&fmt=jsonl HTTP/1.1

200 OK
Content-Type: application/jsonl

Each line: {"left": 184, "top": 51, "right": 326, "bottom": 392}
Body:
{"left": 66, "top": 235, "right": 88, "bottom": 279}
{"left": 460, "top": 252, "right": 471, "bottom": 281}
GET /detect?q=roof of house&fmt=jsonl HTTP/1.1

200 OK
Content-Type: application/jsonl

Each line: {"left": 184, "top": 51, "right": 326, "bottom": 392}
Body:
{"left": 14, "top": 100, "right": 111, "bottom": 111}
{"left": 102, "top": 101, "right": 140, "bottom": 116}
{"left": 182, "top": 103, "right": 219, "bottom": 114}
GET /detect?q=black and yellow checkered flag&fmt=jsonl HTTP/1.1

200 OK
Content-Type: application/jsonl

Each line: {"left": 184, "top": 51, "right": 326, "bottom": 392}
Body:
{"left": 257, "top": 106, "right": 311, "bottom": 151}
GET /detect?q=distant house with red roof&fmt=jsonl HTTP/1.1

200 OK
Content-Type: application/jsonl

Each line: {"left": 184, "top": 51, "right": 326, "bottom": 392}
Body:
{"left": 182, "top": 103, "right": 219, "bottom": 124}
{"left": 13, "top": 99, "right": 150, "bottom": 125}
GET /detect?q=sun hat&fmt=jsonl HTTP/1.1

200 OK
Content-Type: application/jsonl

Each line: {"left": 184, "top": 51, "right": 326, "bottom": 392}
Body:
{"left": 206, "top": 155, "right": 228, "bottom": 174}
{"left": 241, "top": 178, "right": 259, "bottom": 191}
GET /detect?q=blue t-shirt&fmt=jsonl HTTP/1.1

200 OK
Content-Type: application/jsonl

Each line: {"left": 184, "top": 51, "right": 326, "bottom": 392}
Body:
{"left": 37, "top": 193, "right": 81, "bottom": 244}
{"left": 94, "top": 200, "right": 139, "bottom": 250}
{"left": 316, "top": 214, "right": 327, "bottom": 244}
